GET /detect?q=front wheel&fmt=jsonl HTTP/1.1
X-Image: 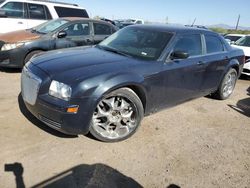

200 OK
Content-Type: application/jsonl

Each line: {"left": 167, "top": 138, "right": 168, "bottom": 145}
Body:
{"left": 212, "top": 68, "right": 238, "bottom": 100}
{"left": 90, "top": 88, "right": 144, "bottom": 142}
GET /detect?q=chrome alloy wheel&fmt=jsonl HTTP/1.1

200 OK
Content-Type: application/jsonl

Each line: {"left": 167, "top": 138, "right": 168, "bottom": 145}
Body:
{"left": 92, "top": 95, "right": 138, "bottom": 140}
{"left": 222, "top": 71, "right": 237, "bottom": 98}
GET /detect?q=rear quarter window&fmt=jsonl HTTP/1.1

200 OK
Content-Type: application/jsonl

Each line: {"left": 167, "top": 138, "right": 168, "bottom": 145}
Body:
{"left": 205, "top": 35, "right": 225, "bottom": 54}
{"left": 54, "top": 6, "right": 88, "bottom": 18}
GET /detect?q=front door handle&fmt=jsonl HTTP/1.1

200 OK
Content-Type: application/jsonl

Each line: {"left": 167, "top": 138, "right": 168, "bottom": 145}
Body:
{"left": 197, "top": 61, "right": 205, "bottom": 65}
{"left": 18, "top": 21, "right": 23, "bottom": 24}
{"left": 86, "top": 39, "right": 92, "bottom": 43}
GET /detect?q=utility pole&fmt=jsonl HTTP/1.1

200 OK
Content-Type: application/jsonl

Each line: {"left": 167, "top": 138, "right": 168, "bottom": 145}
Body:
{"left": 191, "top": 18, "right": 196, "bottom": 26}
{"left": 235, "top": 14, "right": 240, "bottom": 30}
{"left": 165, "top": 17, "right": 169, "bottom": 24}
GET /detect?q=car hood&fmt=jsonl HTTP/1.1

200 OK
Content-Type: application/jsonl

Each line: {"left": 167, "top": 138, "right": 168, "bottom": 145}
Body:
{"left": 0, "top": 29, "right": 41, "bottom": 43}
{"left": 232, "top": 45, "right": 250, "bottom": 56}
{"left": 31, "top": 47, "right": 138, "bottom": 82}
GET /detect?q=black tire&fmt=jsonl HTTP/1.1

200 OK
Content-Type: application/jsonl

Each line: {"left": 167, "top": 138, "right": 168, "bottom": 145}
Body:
{"left": 212, "top": 68, "right": 238, "bottom": 100}
{"left": 24, "top": 50, "right": 43, "bottom": 65}
{"left": 89, "top": 87, "right": 144, "bottom": 142}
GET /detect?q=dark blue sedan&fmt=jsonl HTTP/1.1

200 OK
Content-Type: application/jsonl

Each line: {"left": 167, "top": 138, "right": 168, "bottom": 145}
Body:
{"left": 21, "top": 25, "right": 244, "bottom": 142}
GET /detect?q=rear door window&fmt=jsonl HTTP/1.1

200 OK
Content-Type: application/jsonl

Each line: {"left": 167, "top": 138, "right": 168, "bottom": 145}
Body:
{"left": 173, "top": 34, "right": 202, "bottom": 57}
{"left": 27, "top": 3, "right": 47, "bottom": 20}
{"left": 205, "top": 35, "right": 224, "bottom": 54}
{"left": 54, "top": 6, "right": 88, "bottom": 18}
{"left": 94, "top": 23, "right": 111, "bottom": 35}
{"left": 1, "top": 2, "right": 25, "bottom": 18}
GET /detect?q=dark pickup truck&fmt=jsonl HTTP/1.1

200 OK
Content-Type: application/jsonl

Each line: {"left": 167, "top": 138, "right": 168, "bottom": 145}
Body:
{"left": 21, "top": 25, "right": 244, "bottom": 142}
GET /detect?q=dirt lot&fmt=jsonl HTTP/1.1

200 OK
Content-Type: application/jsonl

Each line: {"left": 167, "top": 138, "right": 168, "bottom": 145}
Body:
{"left": 0, "top": 69, "right": 249, "bottom": 188}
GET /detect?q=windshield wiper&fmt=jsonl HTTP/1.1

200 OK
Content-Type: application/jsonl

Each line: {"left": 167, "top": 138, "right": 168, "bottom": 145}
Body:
{"left": 97, "top": 45, "right": 132, "bottom": 58}
{"left": 31, "top": 28, "right": 46, "bottom": 34}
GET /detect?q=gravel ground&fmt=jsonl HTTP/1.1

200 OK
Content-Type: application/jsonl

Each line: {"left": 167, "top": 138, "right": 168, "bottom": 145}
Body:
{"left": 0, "top": 69, "right": 249, "bottom": 188}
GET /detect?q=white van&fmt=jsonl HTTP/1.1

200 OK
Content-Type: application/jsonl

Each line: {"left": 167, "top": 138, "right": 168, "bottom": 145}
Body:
{"left": 0, "top": 0, "right": 88, "bottom": 33}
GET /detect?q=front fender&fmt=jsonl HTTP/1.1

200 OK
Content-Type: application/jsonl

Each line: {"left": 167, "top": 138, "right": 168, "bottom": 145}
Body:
{"left": 73, "top": 72, "right": 146, "bottom": 111}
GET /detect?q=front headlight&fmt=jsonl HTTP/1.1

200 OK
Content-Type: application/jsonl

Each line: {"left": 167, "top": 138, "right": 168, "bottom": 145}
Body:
{"left": 49, "top": 80, "right": 72, "bottom": 101}
{"left": 1, "top": 42, "right": 25, "bottom": 51}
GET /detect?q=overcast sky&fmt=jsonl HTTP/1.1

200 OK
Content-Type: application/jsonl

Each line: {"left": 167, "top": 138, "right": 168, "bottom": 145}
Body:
{"left": 62, "top": 0, "right": 250, "bottom": 27}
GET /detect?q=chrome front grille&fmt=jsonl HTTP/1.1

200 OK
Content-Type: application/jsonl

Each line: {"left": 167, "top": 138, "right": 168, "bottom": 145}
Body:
{"left": 21, "top": 67, "right": 42, "bottom": 105}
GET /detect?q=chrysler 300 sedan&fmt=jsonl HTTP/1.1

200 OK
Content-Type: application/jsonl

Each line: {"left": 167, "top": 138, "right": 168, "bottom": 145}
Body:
{"left": 21, "top": 25, "right": 244, "bottom": 142}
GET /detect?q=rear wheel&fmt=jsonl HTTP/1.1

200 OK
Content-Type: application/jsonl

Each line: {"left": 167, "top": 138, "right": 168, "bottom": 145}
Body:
{"left": 90, "top": 88, "right": 144, "bottom": 142}
{"left": 24, "top": 50, "right": 43, "bottom": 65}
{"left": 212, "top": 68, "right": 237, "bottom": 100}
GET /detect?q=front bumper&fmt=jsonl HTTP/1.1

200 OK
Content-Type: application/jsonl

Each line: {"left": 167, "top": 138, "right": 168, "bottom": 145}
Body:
{"left": 0, "top": 48, "right": 26, "bottom": 68}
{"left": 21, "top": 63, "right": 97, "bottom": 135}
{"left": 24, "top": 94, "right": 96, "bottom": 135}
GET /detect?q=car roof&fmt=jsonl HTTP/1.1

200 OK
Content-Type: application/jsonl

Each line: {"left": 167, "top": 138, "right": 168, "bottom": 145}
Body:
{"left": 128, "top": 24, "right": 216, "bottom": 35}
{"left": 62, "top": 17, "right": 113, "bottom": 24}
{"left": 225, "top": 34, "right": 246, "bottom": 37}
{"left": 3, "top": 0, "right": 82, "bottom": 8}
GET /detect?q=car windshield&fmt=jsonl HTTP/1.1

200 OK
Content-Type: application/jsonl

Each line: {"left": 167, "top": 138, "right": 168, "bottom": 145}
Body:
{"left": 225, "top": 36, "right": 242, "bottom": 42}
{"left": 235, "top": 36, "right": 250, "bottom": 47}
{"left": 31, "top": 19, "right": 69, "bottom": 34}
{"left": 97, "top": 27, "right": 173, "bottom": 60}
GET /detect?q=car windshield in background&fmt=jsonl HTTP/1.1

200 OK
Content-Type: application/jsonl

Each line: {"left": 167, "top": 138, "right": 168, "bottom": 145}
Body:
{"left": 235, "top": 36, "right": 250, "bottom": 47}
{"left": 0, "top": 0, "right": 5, "bottom": 5}
{"left": 32, "top": 19, "right": 68, "bottom": 34}
{"left": 225, "top": 36, "right": 242, "bottom": 42}
{"left": 98, "top": 27, "right": 173, "bottom": 60}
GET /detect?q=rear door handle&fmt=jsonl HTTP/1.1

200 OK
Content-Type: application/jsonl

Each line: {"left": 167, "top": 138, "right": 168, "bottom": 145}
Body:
{"left": 18, "top": 21, "right": 23, "bottom": 24}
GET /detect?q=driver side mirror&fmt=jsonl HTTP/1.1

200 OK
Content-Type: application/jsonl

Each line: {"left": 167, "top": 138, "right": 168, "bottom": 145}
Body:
{"left": 57, "top": 31, "right": 67, "bottom": 38}
{"left": 0, "top": 9, "right": 7, "bottom": 18}
{"left": 171, "top": 51, "right": 189, "bottom": 60}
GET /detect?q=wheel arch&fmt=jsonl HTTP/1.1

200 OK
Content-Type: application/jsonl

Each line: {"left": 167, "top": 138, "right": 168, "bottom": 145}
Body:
{"left": 89, "top": 73, "right": 148, "bottom": 114}
{"left": 23, "top": 48, "right": 47, "bottom": 65}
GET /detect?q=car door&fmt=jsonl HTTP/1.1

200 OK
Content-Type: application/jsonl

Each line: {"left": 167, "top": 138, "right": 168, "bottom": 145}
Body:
{"left": 93, "top": 22, "right": 112, "bottom": 44}
{"left": 0, "top": 1, "right": 28, "bottom": 33}
{"left": 200, "top": 34, "right": 229, "bottom": 94}
{"left": 161, "top": 33, "right": 206, "bottom": 107}
{"left": 55, "top": 21, "right": 93, "bottom": 49}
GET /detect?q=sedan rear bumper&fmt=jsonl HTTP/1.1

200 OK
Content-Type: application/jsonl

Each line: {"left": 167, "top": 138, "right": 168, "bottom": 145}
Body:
{"left": 242, "top": 61, "right": 250, "bottom": 76}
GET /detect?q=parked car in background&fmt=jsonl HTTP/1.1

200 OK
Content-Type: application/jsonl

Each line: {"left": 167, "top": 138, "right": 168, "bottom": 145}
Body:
{"left": 21, "top": 25, "right": 244, "bottom": 142}
{"left": 0, "top": 17, "right": 117, "bottom": 68}
{"left": 0, "top": 0, "right": 88, "bottom": 33}
{"left": 114, "top": 19, "right": 144, "bottom": 29}
{"left": 224, "top": 34, "right": 245, "bottom": 44}
{"left": 127, "top": 18, "right": 144, "bottom": 24}
{"left": 232, "top": 35, "right": 250, "bottom": 76}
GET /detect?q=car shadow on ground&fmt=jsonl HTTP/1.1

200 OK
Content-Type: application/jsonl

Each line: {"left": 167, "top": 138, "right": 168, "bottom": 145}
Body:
{"left": 228, "top": 87, "right": 250, "bottom": 118}
{"left": 5, "top": 162, "right": 147, "bottom": 188}
{"left": 18, "top": 93, "right": 77, "bottom": 138}
{"left": 0, "top": 67, "right": 21, "bottom": 73}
